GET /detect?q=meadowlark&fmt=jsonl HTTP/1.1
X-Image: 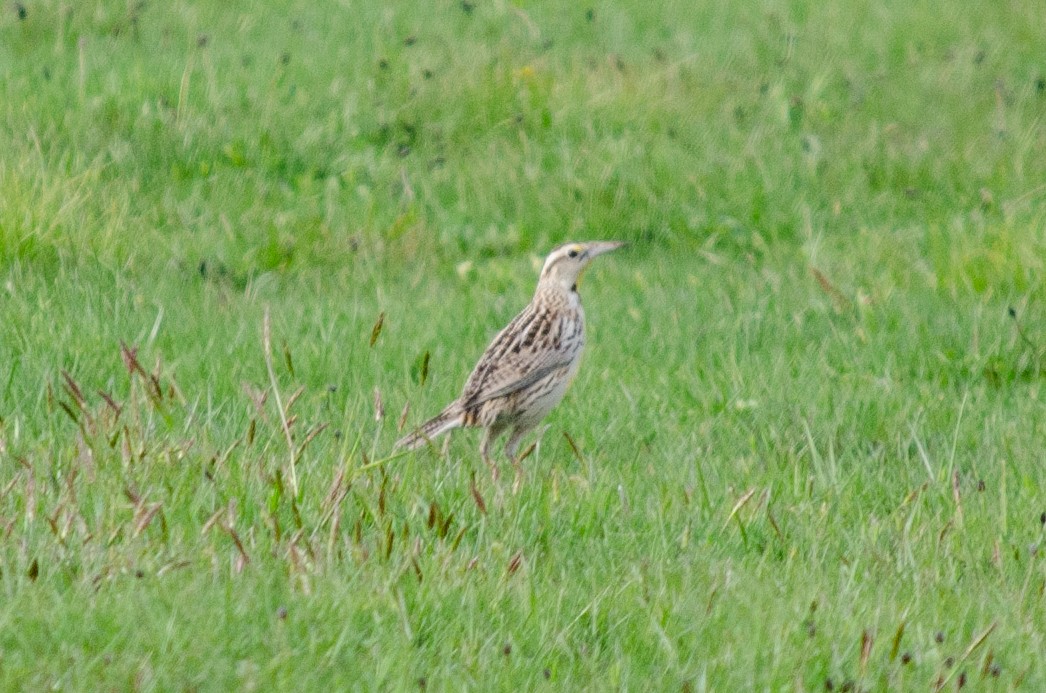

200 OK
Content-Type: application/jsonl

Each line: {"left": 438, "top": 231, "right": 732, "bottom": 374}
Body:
{"left": 396, "top": 241, "right": 624, "bottom": 476}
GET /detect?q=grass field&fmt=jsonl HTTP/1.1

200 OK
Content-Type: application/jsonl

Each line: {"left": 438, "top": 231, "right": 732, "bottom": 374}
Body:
{"left": 2, "top": 0, "right": 1045, "bottom": 689}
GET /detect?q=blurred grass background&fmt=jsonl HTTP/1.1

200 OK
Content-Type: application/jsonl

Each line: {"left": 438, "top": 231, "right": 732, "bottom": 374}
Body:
{"left": 1, "top": 0, "right": 1044, "bottom": 689}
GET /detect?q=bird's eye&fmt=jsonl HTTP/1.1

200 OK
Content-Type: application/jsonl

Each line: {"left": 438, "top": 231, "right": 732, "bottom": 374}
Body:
{"left": 567, "top": 249, "right": 579, "bottom": 258}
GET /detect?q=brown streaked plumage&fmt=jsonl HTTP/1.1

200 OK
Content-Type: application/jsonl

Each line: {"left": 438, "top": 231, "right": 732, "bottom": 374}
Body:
{"left": 395, "top": 241, "right": 624, "bottom": 475}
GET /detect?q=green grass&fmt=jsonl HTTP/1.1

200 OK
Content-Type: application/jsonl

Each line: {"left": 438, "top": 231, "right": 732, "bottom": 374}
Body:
{"left": 2, "top": 0, "right": 1045, "bottom": 689}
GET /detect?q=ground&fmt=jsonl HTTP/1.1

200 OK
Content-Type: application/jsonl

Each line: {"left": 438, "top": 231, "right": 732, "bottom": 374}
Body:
{"left": 1, "top": 0, "right": 1044, "bottom": 689}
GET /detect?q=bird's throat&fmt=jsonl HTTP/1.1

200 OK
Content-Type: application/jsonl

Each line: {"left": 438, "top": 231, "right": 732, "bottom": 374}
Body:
{"left": 575, "top": 266, "right": 588, "bottom": 290}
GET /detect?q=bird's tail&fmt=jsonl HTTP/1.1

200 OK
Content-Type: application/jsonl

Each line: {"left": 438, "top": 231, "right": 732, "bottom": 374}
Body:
{"left": 395, "top": 401, "right": 465, "bottom": 451}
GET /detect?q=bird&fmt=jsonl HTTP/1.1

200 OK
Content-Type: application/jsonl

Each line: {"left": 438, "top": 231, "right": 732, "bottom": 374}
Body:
{"left": 395, "top": 241, "right": 624, "bottom": 477}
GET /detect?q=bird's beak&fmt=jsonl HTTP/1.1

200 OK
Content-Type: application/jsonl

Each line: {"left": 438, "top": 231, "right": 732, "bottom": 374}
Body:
{"left": 583, "top": 240, "right": 626, "bottom": 259}
{"left": 575, "top": 241, "right": 624, "bottom": 287}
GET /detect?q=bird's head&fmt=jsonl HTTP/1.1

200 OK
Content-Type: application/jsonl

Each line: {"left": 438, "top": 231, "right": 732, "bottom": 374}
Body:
{"left": 538, "top": 240, "right": 625, "bottom": 292}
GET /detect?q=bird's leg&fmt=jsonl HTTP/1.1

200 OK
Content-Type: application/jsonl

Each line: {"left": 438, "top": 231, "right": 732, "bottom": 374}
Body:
{"left": 480, "top": 423, "right": 506, "bottom": 481}
{"left": 504, "top": 426, "right": 529, "bottom": 493}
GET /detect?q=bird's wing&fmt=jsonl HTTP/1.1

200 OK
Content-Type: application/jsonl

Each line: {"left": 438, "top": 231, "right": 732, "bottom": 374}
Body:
{"left": 459, "top": 302, "right": 576, "bottom": 409}
{"left": 471, "top": 360, "right": 571, "bottom": 405}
